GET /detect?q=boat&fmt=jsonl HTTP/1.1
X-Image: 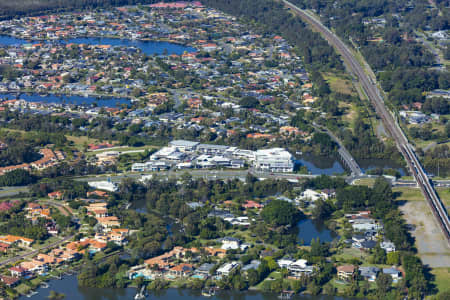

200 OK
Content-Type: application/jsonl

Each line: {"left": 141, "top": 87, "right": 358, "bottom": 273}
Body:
{"left": 25, "top": 291, "right": 38, "bottom": 298}
{"left": 134, "top": 285, "right": 147, "bottom": 300}
{"left": 201, "top": 287, "right": 216, "bottom": 297}
{"left": 278, "top": 290, "right": 294, "bottom": 299}
{"left": 40, "top": 282, "right": 49, "bottom": 288}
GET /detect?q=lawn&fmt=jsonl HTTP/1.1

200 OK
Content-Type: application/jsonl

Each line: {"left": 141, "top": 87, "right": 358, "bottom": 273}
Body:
{"left": 323, "top": 73, "right": 356, "bottom": 96}
{"left": 437, "top": 188, "right": 450, "bottom": 206}
{"left": 431, "top": 268, "right": 450, "bottom": 294}
{"left": 66, "top": 135, "right": 118, "bottom": 151}
{"left": 15, "top": 283, "right": 32, "bottom": 295}
{"left": 393, "top": 186, "right": 450, "bottom": 206}
{"left": 352, "top": 178, "right": 376, "bottom": 187}
{"left": 393, "top": 187, "right": 425, "bottom": 202}
{"left": 30, "top": 277, "right": 42, "bottom": 286}
{"left": 253, "top": 271, "right": 282, "bottom": 290}
{"left": 333, "top": 248, "right": 369, "bottom": 263}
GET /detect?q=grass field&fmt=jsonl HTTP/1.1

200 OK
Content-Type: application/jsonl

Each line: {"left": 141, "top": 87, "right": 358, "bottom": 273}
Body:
{"left": 352, "top": 178, "right": 376, "bottom": 187}
{"left": 393, "top": 187, "right": 425, "bottom": 202}
{"left": 431, "top": 268, "right": 450, "bottom": 294}
{"left": 323, "top": 73, "right": 356, "bottom": 96}
{"left": 393, "top": 186, "right": 450, "bottom": 205}
{"left": 15, "top": 283, "right": 31, "bottom": 295}
{"left": 65, "top": 135, "right": 118, "bottom": 151}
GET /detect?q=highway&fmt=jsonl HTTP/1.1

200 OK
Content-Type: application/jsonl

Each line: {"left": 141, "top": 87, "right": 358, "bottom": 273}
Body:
{"left": 283, "top": 0, "right": 450, "bottom": 243}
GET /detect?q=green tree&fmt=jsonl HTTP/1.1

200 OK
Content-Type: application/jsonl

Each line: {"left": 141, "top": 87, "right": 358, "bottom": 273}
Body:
{"left": 376, "top": 273, "right": 392, "bottom": 298}
{"left": 386, "top": 252, "right": 400, "bottom": 265}
{"left": 261, "top": 200, "right": 302, "bottom": 226}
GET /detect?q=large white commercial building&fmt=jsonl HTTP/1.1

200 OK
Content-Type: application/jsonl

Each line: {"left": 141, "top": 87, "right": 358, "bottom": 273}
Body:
{"left": 168, "top": 140, "right": 199, "bottom": 152}
{"left": 253, "top": 148, "right": 294, "bottom": 173}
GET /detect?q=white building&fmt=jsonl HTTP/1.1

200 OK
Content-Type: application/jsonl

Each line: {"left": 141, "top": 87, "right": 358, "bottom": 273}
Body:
{"left": 297, "top": 189, "right": 328, "bottom": 202}
{"left": 216, "top": 261, "right": 240, "bottom": 276}
{"left": 380, "top": 240, "right": 396, "bottom": 253}
{"left": 220, "top": 237, "right": 241, "bottom": 250}
{"left": 150, "top": 147, "right": 185, "bottom": 161}
{"left": 88, "top": 181, "right": 118, "bottom": 192}
{"left": 168, "top": 140, "right": 199, "bottom": 152}
{"left": 277, "top": 258, "right": 295, "bottom": 268}
{"left": 254, "top": 148, "right": 294, "bottom": 172}
{"left": 277, "top": 258, "right": 314, "bottom": 277}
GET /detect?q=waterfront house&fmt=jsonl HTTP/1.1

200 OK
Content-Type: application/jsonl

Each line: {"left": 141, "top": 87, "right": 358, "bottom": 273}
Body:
{"left": 195, "top": 263, "right": 215, "bottom": 277}
{"left": 383, "top": 267, "right": 401, "bottom": 283}
{"left": 216, "top": 261, "right": 240, "bottom": 277}
{"left": 282, "top": 259, "right": 314, "bottom": 278}
{"left": 0, "top": 275, "right": 19, "bottom": 287}
{"left": 169, "top": 263, "right": 194, "bottom": 277}
{"left": 337, "top": 265, "right": 356, "bottom": 281}
{"left": 359, "top": 266, "right": 380, "bottom": 282}
{"left": 9, "top": 266, "right": 27, "bottom": 278}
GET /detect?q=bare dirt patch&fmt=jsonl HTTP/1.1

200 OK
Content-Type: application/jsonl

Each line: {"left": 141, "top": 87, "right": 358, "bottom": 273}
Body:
{"left": 399, "top": 199, "right": 450, "bottom": 267}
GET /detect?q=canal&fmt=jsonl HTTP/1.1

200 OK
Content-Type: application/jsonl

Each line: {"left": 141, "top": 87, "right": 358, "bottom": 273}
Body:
{"left": 21, "top": 275, "right": 349, "bottom": 300}
{"left": 0, "top": 35, "right": 196, "bottom": 56}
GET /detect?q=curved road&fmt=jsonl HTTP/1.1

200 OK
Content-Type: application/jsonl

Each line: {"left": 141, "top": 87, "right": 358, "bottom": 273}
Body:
{"left": 283, "top": 0, "right": 450, "bottom": 244}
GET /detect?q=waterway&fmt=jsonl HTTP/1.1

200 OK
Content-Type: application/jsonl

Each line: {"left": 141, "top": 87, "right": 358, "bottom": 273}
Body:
{"left": 0, "top": 35, "right": 196, "bottom": 55}
{"left": 297, "top": 219, "right": 339, "bottom": 246}
{"left": 21, "top": 275, "right": 347, "bottom": 300}
{"left": 296, "top": 154, "right": 406, "bottom": 177}
{"left": 359, "top": 158, "right": 406, "bottom": 176}
{"left": 0, "top": 92, "right": 131, "bottom": 108}
{"left": 296, "top": 154, "right": 345, "bottom": 175}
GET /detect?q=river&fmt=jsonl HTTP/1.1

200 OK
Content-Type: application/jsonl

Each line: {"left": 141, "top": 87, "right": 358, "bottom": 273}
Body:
{"left": 0, "top": 35, "right": 196, "bottom": 55}
{"left": 21, "top": 275, "right": 347, "bottom": 300}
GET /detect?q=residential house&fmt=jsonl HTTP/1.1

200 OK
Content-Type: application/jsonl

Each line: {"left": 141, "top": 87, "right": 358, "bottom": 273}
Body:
{"left": 0, "top": 275, "right": 19, "bottom": 287}
{"left": 195, "top": 263, "right": 215, "bottom": 278}
{"left": 219, "top": 237, "right": 241, "bottom": 250}
{"left": 380, "top": 240, "right": 396, "bottom": 253}
{"left": 359, "top": 266, "right": 380, "bottom": 282}
{"left": 216, "top": 261, "right": 240, "bottom": 276}
{"left": 337, "top": 265, "right": 356, "bottom": 281}
{"left": 9, "top": 266, "right": 27, "bottom": 278}
{"left": 0, "top": 235, "right": 34, "bottom": 248}
{"left": 383, "top": 267, "right": 401, "bottom": 283}
{"left": 169, "top": 263, "right": 194, "bottom": 277}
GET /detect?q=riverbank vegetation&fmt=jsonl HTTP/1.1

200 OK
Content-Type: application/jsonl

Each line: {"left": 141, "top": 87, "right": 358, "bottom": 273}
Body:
{"left": 70, "top": 174, "right": 431, "bottom": 298}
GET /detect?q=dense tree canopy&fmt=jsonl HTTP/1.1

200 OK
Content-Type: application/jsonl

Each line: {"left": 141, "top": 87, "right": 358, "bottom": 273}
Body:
{"left": 261, "top": 200, "right": 303, "bottom": 226}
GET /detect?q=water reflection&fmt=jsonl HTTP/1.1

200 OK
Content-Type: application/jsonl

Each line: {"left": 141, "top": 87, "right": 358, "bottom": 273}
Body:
{"left": 297, "top": 219, "right": 339, "bottom": 246}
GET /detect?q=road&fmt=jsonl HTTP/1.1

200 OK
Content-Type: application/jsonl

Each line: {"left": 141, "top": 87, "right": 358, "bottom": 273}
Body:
{"left": 76, "top": 169, "right": 319, "bottom": 183}
{"left": 415, "top": 31, "right": 445, "bottom": 71}
{"left": 283, "top": 0, "right": 450, "bottom": 244}
{"left": 313, "top": 123, "right": 362, "bottom": 176}
{"left": 0, "top": 234, "right": 74, "bottom": 267}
